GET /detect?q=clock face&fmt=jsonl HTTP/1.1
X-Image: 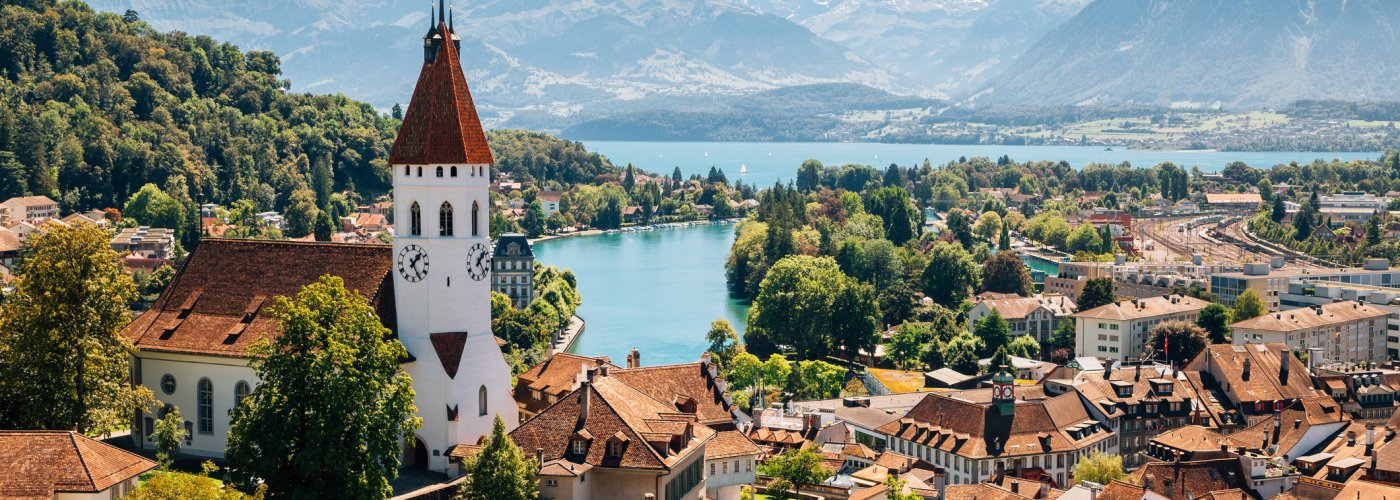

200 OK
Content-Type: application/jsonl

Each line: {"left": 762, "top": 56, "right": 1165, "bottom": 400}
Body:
{"left": 467, "top": 242, "right": 492, "bottom": 281}
{"left": 397, "top": 245, "right": 429, "bottom": 282}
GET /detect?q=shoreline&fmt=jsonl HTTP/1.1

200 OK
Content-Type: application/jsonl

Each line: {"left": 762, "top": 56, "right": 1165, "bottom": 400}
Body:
{"left": 528, "top": 219, "right": 741, "bottom": 245}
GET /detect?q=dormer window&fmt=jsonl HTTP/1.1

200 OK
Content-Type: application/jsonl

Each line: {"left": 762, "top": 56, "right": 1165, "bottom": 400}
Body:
{"left": 572, "top": 439, "right": 587, "bottom": 455}
{"left": 608, "top": 440, "right": 623, "bottom": 458}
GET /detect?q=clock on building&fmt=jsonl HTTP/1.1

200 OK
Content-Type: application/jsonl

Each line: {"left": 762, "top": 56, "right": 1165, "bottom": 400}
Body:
{"left": 467, "top": 242, "right": 492, "bottom": 281}
{"left": 397, "top": 244, "right": 429, "bottom": 282}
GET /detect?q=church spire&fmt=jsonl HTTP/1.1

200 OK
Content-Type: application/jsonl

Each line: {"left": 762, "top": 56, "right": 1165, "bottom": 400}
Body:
{"left": 439, "top": 0, "right": 446, "bottom": 31}
{"left": 392, "top": 3, "right": 493, "bottom": 166}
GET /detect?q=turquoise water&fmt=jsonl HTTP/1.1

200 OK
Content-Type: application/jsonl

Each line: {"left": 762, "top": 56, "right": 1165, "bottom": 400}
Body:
{"left": 583, "top": 141, "right": 1381, "bottom": 188}
{"left": 1022, "top": 255, "right": 1063, "bottom": 282}
{"left": 533, "top": 224, "right": 748, "bottom": 366}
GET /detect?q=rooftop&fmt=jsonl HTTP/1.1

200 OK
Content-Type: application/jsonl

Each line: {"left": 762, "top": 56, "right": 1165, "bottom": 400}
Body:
{"left": 388, "top": 22, "right": 493, "bottom": 165}
{"left": 0, "top": 430, "right": 157, "bottom": 498}
{"left": 1072, "top": 294, "right": 1210, "bottom": 321}
{"left": 1230, "top": 301, "right": 1389, "bottom": 332}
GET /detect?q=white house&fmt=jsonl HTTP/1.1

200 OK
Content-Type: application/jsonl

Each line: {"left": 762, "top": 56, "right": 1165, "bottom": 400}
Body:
{"left": 123, "top": 20, "right": 517, "bottom": 477}
{"left": 1072, "top": 294, "right": 1210, "bottom": 362}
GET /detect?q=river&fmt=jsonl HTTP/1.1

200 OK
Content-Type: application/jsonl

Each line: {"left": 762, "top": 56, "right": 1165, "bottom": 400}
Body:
{"left": 533, "top": 223, "right": 749, "bottom": 366}
{"left": 584, "top": 141, "right": 1380, "bottom": 188}
{"left": 535, "top": 142, "right": 1375, "bottom": 365}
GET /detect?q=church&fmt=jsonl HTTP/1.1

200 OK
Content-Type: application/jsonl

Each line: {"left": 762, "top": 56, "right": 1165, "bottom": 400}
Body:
{"left": 121, "top": 6, "right": 516, "bottom": 476}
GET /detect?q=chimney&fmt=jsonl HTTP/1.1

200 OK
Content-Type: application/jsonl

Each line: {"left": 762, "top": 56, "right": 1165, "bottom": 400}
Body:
{"left": 1104, "top": 362, "right": 1113, "bottom": 380}
{"left": 1367, "top": 425, "right": 1377, "bottom": 456}
{"left": 577, "top": 383, "right": 591, "bottom": 428}
{"left": 1135, "top": 362, "right": 1142, "bottom": 382}
{"left": 1279, "top": 355, "right": 1290, "bottom": 385}
{"left": 629, "top": 348, "right": 641, "bottom": 369}
{"left": 1011, "top": 480, "right": 1020, "bottom": 495}
{"left": 536, "top": 447, "right": 544, "bottom": 464}
{"left": 1243, "top": 359, "right": 1251, "bottom": 381}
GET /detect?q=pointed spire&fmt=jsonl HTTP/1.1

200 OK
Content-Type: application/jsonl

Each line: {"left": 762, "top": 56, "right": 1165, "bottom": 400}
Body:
{"left": 429, "top": 0, "right": 435, "bottom": 28}
{"left": 449, "top": 3, "right": 454, "bottom": 32}
{"left": 439, "top": 0, "right": 446, "bottom": 31}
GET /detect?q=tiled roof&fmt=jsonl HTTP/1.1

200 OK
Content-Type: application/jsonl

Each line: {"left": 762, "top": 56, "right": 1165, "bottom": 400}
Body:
{"left": 0, "top": 227, "right": 18, "bottom": 252}
{"left": 430, "top": 332, "right": 468, "bottom": 379}
{"left": 509, "top": 375, "right": 714, "bottom": 471}
{"left": 1065, "top": 365, "right": 1191, "bottom": 420}
{"left": 610, "top": 362, "right": 734, "bottom": 426}
{"left": 0, "top": 430, "right": 156, "bottom": 498}
{"left": 1238, "top": 396, "right": 1347, "bottom": 456}
{"left": 518, "top": 353, "right": 615, "bottom": 395}
{"left": 1072, "top": 294, "right": 1209, "bottom": 321}
{"left": 1, "top": 196, "right": 57, "bottom": 207}
{"left": 1336, "top": 479, "right": 1400, "bottom": 499}
{"left": 944, "top": 483, "right": 1039, "bottom": 500}
{"left": 123, "top": 239, "right": 396, "bottom": 357}
{"left": 976, "top": 296, "right": 1076, "bottom": 320}
{"left": 707, "top": 429, "right": 762, "bottom": 459}
{"left": 1230, "top": 301, "right": 1388, "bottom": 332}
{"left": 389, "top": 23, "right": 494, "bottom": 166}
{"left": 1149, "top": 426, "right": 1250, "bottom": 454}
{"left": 1187, "top": 343, "right": 1322, "bottom": 405}
{"left": 875, "top": 391, "right": 1110, "bottom": 459}
{"left": 1119, "top": 458, "right": 1247, "bottom": 499}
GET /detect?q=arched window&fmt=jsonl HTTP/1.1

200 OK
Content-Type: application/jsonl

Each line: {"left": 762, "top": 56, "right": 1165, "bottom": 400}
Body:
{"left": 197, "top": 378, "right": 213, "bottom": 435}
{"left": 417, "top": 166, "right": 423, "bottom": 177}
{"left": 479, "top": 385, "right": 488, "bottom": 416}
{"left": 235, "top": 381, "right": 250, "bottom": 409}
{"left": 440, "top": 202, "right": 454, "bottom": 236}
{"left": 436, "top": 166, "right": 444, "bottom": 178}
{"left": 450, "top": 166, "right": 458, "bottom": 177}
{"left": 471, "top": 201, "right": 480, "bottom": 236}
{"left": 410, "top": 202, "right": 422, "bottom": 236}
{"left": 404, "top": 165, "right": 410, "bottom": 176}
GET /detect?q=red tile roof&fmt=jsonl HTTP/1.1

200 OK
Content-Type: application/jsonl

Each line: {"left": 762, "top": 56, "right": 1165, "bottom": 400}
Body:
{"left": 0, "top": 430, "right": 156, "bottom": 498}
{"left": 123, "top": 239, "right": 396, "bottom": 357}
{"left": 610, "top": 361, "right": 735, "bottom": 427}
{"left": 389, "top": 23, "right": 494, "bottom": 166}
{"left": 876, "top": 391, "right": 1110, "bottom": 459}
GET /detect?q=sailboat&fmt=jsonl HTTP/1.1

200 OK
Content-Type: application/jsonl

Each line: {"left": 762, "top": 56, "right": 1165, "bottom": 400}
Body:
{"left": 740, "top": 164, "right": 748, "bottom": 176}
{"left": 704, "top": 151, "right": 710, "bottom": 158}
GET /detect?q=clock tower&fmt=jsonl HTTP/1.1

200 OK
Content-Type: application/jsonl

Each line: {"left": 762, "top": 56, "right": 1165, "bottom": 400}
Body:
{"left": 388, "top": 1, "right": 517, "bottom": 475}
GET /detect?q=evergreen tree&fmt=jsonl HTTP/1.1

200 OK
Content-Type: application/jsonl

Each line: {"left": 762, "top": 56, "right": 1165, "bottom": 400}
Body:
{"left": 1077, "top": 278, "right": 1116, "bottom": 312}
{"left": 797, "top": 160, "right": 822, "bottom": 192}
{"left": 313, "top": 211, "right": 334, "bottom": 242}
{"left": 226, "top": 276, "right": 420, "bottom": 498}
{"left": 457, "top": 416, "right": 539, "bottom": 500}
{"left": 0, "top": 223, "right": 146, "bottom": 434}
{"left": 998, "top": 220, "right": 1011, "bottom": 251}
{"left": 883, "top": 163, "right": 903, "bottom": 187}
{"left": 1196, "top": 303, "right": 1232, "bottom": 343}
{"left": 1270, "top": 197, "right": 1287, "bottom": 223}
{"left": 391, "top": 103, "right": 403, "bottom": 120}
{"left": 623, "top": 164, "right": 637, "bottom": 192}
{"left": 974, "top": 310, "right": 1012, "bottom": 358}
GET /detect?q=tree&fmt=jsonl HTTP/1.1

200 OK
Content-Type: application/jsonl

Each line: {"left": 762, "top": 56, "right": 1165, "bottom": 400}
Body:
{"left": 728, "top": 352, "right": 764, "bottom": 391}
{"left": 920, "top": 242, "right": 980, "bottom": 308}
{"left": 762, "top": 354, "right": 792, "bottom": 391}
{"left": 759, "top": 446, "right": 831, "bottom": 500}
{"left": 746, "top": 256, "right": 851, "bottom": 360}
{"left": 1006, "top": 335, "right": 1040, "bottom": 359}
{"left": 457, "top": 416, "right": 538, "bottom": 500}
{"left": 1050, "top": 318, "right": 1077, "bottom": 351}
{"left": 797, "top": 160, "right": 822, "bottom": 192}
{"left": 1233, "top": 289, "right": 1266, "bottom": 322}
{"left": 796, "top": 360, "right": 847, "bottom": 400}
{"left": 284, "top": 188, "right": 319, "bottom": 238}
{"left": 127, "top": 462, "right": 257, "bottom": 500}
{"left": 1145, "top": 321, "right": 1209, "bottom": 366}
{"left": 974, "top": 211, "right": 1002, "bottom": 243}
{"left": 705, "top": 319, "right": 741, "bottom": 371}
{"left": 866, "top": 186, "right": 917, "bottom": 245}
{"left": 123, "top": 183, "right": 184, "bottom": 229}
{"left": 226, "top": 276, "right": 420, "bottom": 498}
{"left": 0, "top": 223, "right": 146, "bottom": 434}
{"left": 522, "top": 200, "right": 546, "bottom": 238}
{"left": 998, "top": 220, "right": 1012, "bottom": 251}
{"left": 883, "top": 473, "right": 922, "bottom": 500}
{"left": 974, "top": 310, "right": 1012, "bottom": 358}
{"left": 886, "top": 323, "right": 930, "bottom": 370}
{"left": 1196, "top": 303, "right": 1232, "bottom": 343}
{"left": 313, "top": 211, "right": 334, "bottom": 242}
{"left": 1073, "top": 450, "right": 1125, "bottom": 486}
{"left": 945, "top": 209, "right": 973, "bottom": 248}
{"left": 1066, "top": 223, "right": 1103, "bottom": 254}
{"left": 1270, "top": 197, "right": 1287, "bottom": 223}
{"left": 831, "top": 282, "right": 880, "bottom": 363}
{"left": 941, "top": 333, "right": 983, "bottom": 374}
{"left": 1077, "top": 278, "right": 1116, "bottom": 312}
{"left": 981, "top": 251, "right": 1032, "bottom": 296}
{"left": 153, "top": 404, "right": 187, "bottom": 469}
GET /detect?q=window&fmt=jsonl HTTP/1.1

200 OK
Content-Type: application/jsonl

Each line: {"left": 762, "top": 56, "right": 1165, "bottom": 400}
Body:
{"left": 436, "top": 166, "right": 444, "bottom": 177}
{"left": 471, "top": 201, "right": 480, "bottom": 236}
{"left": 410, "top": 202, "right": 422, "bottom": 236}
{"left": 183, "top": 421, "right": 193, "bottom": 445}
{"left": 417, "top": 166, "right": 422, "bottom": 177}
{"left": 608, "top": 440, "right": 622, "bottom": 457}
{"left": 544, "top": 479, "right": 558, "bottom": 487}
{"left": 404, "top": 165, "right": 410, "bottom": 176}
{"left": 160, "top": 374, "right": 176, "bottom": 395}
{"left": 710, "top": 463, "right": 716, "bottom": 475}
{"left": 198, "top": 378, "right": 213, "bottom": 434}
{"left": 479, "top": 385, "right": 488, "bottom": 416}
{"left": 235, "top": 381, "right": 250, "bottom": 408}
{"left": 451, "top": 166, "right": 458, "bottom": 177}
{"left": 440, "top": 202, "right": 454, "bottom": 236}
{"left": 144, "top": 417, "right": 154, "bottom": 439}
{"left": 572, "top": 439, "right": 587, "bottom": 455}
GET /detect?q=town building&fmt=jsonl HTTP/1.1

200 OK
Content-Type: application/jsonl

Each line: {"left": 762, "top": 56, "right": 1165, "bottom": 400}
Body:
{"left": 875, "top": 371, "right": 1116, "bottom": 488}
{"left": 120, "top": 14, "right": 517, "bottom": 477}
{"left": 508, "top": 366, "right": 713, "bottom": 500}
{"left": 1321, "top": 191, "right": 1392, "bottom": 211}
{"left": 0, "top": 195, "right": 59, "bottom": 224}
{"left": 1044, "top": 260, "right": 1236, "bottom": 302}
{"left": 1071, "top": 294, "right": 1210, "bottom": 361}
{"left": 967, "top": 295, "right": 1075, "bottom": 348}
{"left": 0, "top": 430, "right": 157, "bottom": 499}
{"left": 1144, "top": 426, "right": 1300, "bottom": 497}
{"left": 1209, "top": 258, "right": 1400, "bottom": 311}
{"left": 1231, "top": 301, "right": 1390, "bottom": 364}
{"left": 1313, "top": 365, "right": 1400, "bottom": 421}
{"left": 493, "top": 233, "right": 534, "bottom": 309}
{"left": 702, "top": 430, "right": 763, "bottom": 500}
{"left": 1280, "top": 279, "right": 1400, "bottom": 360}
{"left": 0, "top": 226, "right": 18, "bottom": 267}
{"left": 1181, "top": 343, "right": 1324, "bottom": 431}
{"left": 538, "top": 191, "right": 563, "bottom": 216}
{"left": 1042, "top": 361, "right": 1197, "bottom": 468}
{"left": 1204, "top": 192, "right": 1263, "bottom": 211}
{"left": 514, "top": 353, "right": 613, "bottom": 420}
{"left": 110, "top": 227, "right": 176, "bottom": 261}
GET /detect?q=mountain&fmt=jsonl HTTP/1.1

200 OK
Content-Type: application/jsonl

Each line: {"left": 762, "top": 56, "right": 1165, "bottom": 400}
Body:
{"left": 87, "top": 0, "right": 894, "bottom": 127}
{"left": 972, "top": 0, "right": 1400, "bottom": 107}
{"left": 746, "top": 0, "right": 1090, "bottom": 98}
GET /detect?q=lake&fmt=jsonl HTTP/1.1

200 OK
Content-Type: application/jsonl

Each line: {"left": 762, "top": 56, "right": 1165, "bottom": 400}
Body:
{"left": 533, "top": 223, "right": 749, "bottom": 366}
{"left": 537, "top": 142, "right": 1376, "bottom": 365}
{"left": 584, "top": 141, "right": 1381, "bottom": 188}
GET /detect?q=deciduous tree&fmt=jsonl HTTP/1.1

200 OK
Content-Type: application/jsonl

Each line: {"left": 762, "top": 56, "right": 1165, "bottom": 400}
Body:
{"left": 1073, "top": 450, "right": 1125, "bottom": 486}
{"left": 1145, "top": 321, "right": 1210, "bottom": 366}
{"left": 457, "top": 416, "right": 539, "bottom": 500}
{"left": 226, "top": 276, "right": 420, "bottom": 498}
{"left": 1233, "top": 289, "right": 1267, "bottom": 322}
{"left": 1196, "top": 303, "right": 1232, "bottom": 343}
{"left": 1077, "top": 278, "right": 1116, "bottom": 312}
{"left": 759, "top": 446, "right": 831, "bottom": 500}
{"left": 982, "top": 251, "right": 1033, "bottom": 296}
{"left": 920, "top": 242, "right": 980, "bottom": 308}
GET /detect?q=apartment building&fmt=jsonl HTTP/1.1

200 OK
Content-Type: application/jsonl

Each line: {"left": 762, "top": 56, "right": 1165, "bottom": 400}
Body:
{"left": 1281, "top": 280, "right": 1400, "bottom": 359}
{"left": 967, "top": 295, "right": 1075, "bottom": 345}
{"left": 1232, "top": 301, "right": 1390, "bottom": 364}
{"left": 1210, "top": 259, "right": 1400, "bottom": 311}
{"left": 1072, "top": 294, "right": 1211, "bottom": 362}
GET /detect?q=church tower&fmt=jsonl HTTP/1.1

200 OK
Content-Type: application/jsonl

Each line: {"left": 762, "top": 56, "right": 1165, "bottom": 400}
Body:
{"left": 389, "top": 1, "right": 517, "bottom": 475}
